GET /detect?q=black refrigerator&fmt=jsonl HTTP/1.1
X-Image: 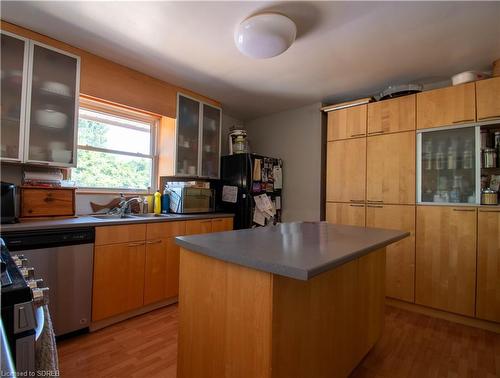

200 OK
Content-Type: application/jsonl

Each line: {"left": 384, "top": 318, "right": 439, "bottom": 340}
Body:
{"left": 217, "top": 153, "right": 282, "bottom": 230}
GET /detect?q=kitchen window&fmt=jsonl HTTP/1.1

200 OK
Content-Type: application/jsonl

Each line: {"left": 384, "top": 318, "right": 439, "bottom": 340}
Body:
{"left": 72, "top": 101, "right": 158, "bottom": 191}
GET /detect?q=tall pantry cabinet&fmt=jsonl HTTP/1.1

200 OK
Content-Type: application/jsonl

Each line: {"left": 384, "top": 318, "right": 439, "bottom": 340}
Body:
{"left": 325, "top": 95, "right": 417, "bottom": 303}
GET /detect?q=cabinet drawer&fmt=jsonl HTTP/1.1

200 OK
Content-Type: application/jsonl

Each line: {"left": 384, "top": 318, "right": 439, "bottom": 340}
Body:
{"left": 185, "top": 219, "right": 213, "bottom": 235}
{"left": 20, "top": 187, "right": 75, "bottom": 217}
{"left": 416, "top": 83, "right": 476, "bottom": 129}
{"left": 95, "top": 224, "right": 146, "bottom": 246}
{"left": 146, "top": 221, "right": 186, "bottom": 240}
{"left": 211, "top": 218, "right": 234, "bottom": 232}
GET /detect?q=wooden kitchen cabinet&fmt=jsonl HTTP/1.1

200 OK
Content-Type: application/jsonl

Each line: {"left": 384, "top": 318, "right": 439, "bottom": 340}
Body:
{"left": 92, "top": 241, "right": 146, "bottom": 321}
{"left": 416, "top": 83, "right": 476, "bottom": 129}
{"left": 476, "top": 208, "right": 500, "bottom": 323}
{"left": 326, "top": 138, "right": 366, "bottom": 203}
{"left": 366, "top": 131, "right": 415, "bottom": 204}
{"left": 327, "top": 105, "right": 367, "bottom": 141}
{"left": 95, "top": 224, "right": 146, "bottom": 246}
{"left": 326, "top": 202, "right": 365, "bottom": 226}
{"left": 20, "top": 187, "right": 75, "bottom": 217}
{"left": 211, "top": 217, "right": 233, "bottom": 232}
{"left": 165, "top": 237, "right": 181, "bottom": 299}
{"left": 186, "top": 219, "right": 213, "bottom": 235}
{"left": 366, "top": 204, "right": 415, "bottom": 302}
{"left": 143, "top": 238, "right": 169, "bottom": 305}
{"left": 415, "top": 206, "right": 477, "bottom": 316}
{"left": 367, "top": 95, "right": 415, "bottom": 135}
{"left": 476, "top": 77, "right": 500, "bottom": 121}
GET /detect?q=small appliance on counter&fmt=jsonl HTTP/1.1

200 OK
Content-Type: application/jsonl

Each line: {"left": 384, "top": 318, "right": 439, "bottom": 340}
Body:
{"left": 166, "top": 181, "right": 215, "bottom": 214}
{"left": 1, "top": 182, "right": 17, "bottom": 224}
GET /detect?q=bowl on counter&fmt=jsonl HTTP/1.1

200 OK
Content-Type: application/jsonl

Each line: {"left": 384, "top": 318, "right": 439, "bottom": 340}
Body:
{"left": 35, "top": 109, "right": 68, "bottom": 129}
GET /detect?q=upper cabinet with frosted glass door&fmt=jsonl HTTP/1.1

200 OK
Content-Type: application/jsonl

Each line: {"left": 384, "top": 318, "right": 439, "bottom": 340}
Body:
{"left": 0, "top": 31, "right": 29, "bottom": 162}
{"left": 175, "top": 94, "right": 221, "bottom": 178}
{"left": 0, "top": 30, "right": 80, "bottom": 167}
{"left": 25, "top": 42, "right": 80, "bottom": 167}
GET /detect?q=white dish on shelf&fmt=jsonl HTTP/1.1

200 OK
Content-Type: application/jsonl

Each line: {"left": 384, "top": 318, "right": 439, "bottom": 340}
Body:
{"left": 35, "top": 109, "right": 68, "bottom": 129}
{"left": 40, "top": 81, "right": 71, "bottom": 97}
{"left": 451, "top": 71, "right": 489, "bottom": 86}
{"left": 50, "top": 149, "right": 72, "bottom": 163}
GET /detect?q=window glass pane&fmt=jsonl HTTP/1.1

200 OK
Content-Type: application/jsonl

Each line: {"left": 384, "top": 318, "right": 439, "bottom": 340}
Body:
{"left": 78, "top": 113, "right": 151, "bottom": 155}
{"left": 73, "top": 149, "right": 152, "bottom": 189}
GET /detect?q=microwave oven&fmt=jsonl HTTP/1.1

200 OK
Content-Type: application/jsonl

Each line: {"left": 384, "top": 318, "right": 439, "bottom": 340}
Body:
{"left": 169, "top": 187, "right": 215, "bottom": 214}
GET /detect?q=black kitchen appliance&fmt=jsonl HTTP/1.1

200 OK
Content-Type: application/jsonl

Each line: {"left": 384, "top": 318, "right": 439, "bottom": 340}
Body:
{"left": 218, "top": 153, "right": 282, "bottom": 229}
{"left": 1, "top": 182, "right": 17, "bottom": 224}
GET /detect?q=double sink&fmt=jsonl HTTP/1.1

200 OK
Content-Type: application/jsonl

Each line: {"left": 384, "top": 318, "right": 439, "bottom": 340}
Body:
{"left": 91, "top": 213, "right": 177, "bottom": 220}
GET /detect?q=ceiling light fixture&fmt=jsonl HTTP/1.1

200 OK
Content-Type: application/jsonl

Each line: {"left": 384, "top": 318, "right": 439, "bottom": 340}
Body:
{"left": 234, "top": 13, "right": 297, "bottom": 59}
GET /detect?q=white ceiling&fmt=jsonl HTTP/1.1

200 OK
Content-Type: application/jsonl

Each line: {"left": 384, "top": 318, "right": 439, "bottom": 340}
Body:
{"left": 2, "top": 1, "right": 499, "bottom": 121}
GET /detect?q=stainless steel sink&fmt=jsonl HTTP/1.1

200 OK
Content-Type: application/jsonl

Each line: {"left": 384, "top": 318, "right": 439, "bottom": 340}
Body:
{"left": 90, "top": 214, "right": 137, "bottom": 220}
{"left": 132, "top": 213, "right": 177, "bottom": 218}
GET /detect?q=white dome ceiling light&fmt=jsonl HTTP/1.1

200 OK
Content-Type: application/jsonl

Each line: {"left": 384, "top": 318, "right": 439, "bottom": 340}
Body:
{"left": 234, "top": 13, "right": 297, "bottom": 59}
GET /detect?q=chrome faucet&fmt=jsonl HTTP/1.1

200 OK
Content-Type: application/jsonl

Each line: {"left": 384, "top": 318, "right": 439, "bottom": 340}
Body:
{"left": 108, "top": 194, "right": 143, "bottom": 218}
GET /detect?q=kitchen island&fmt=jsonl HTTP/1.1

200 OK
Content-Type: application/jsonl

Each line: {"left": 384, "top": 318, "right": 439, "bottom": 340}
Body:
{"left": 175, "top": 222, "right": 409, "bottom": 378}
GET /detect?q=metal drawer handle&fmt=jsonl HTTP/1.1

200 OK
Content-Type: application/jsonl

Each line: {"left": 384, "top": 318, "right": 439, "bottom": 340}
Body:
{"left": 146, "top": 240, "right": 162, "bottom": 244}
{"left": 350, "top": 133, "right": 365, "bottom": 137}
{"left": 128, "top": 242, "right": 145, "bottom": 247}
{"left": 367, "top": 200, "right": 383, "bottom": 203}
{"left": 479, "top": 209, "right": 500, "bottom": 213}
{"left": 367, "top": 205, "right": 384, "bottom": 208}
{"left": 350, "top": 199, "right": 364, "bottom": 203}
{"left": 452, "top": 118, "right": 474, "bottom": 124}
{"left": 349, "top": 204, "right": 365, "bottom": 208}
{"left": 452, "top": 208, "right": 475, "bottom": 212}
{"left": 368, "top": 131, "right": 384, "bottom": 135}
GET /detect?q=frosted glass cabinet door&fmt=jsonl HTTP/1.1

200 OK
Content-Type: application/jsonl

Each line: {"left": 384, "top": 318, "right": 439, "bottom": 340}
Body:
{"left": 201, "top": 104, "right": 221, "bottom": 178}
{"left": 419, "top": 127, "right": 477, "bottom": 204}
{"left": 27, "top": 43, "right": 79, "bottom": 166}
{"left": 0, "top": 32, "right": 28, "bottom": 161}
{"left": 176, "top": 95, "right": 200, "bottom": 176}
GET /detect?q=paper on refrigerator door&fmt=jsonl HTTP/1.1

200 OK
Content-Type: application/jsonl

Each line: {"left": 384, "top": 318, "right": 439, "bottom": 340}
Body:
{"left": 253, "top": 159, "right": 262, "bottom": 181}
{"left": 253, "top": 208, "right": 266, "bottom": 226}
{"left": 275, "top": 196, "right": 281, "bottom": 210}
{"left": 254, "top": 194, "right": 275, "bottom": 217}
{"left": 273, "top": 166, "right": 283, "bottom": 189}
{"left": 222, "top": 185, "right": 238, "bottom": 203}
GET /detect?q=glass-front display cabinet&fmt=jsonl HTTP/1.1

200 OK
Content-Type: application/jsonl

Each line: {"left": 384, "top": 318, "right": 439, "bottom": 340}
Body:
{"left": 0, "top": 31, "right": 80, "bottom": 168}
{"left": 175, "top": 94, "right": 221, "bottom": 178}
{"left": 417, "top": 126, "right": 479, "bottom": 204}
{"left": 0, "top": 31, "right": 29, "bottom": 162}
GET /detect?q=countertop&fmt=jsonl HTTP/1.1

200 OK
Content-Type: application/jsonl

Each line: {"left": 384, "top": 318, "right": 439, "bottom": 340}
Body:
{"left": 175, "top": 222, "right": 409, "bottom": 281}
{"left": 0, "top": 213, "right": 234, "bottom": 233}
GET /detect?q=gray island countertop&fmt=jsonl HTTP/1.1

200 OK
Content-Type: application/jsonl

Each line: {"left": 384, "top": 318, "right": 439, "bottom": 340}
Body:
{"left": 175, "top": 222, "right": 409, "bottom": 280}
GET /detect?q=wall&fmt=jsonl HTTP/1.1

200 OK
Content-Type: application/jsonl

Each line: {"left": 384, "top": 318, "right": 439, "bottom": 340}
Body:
{"left": 245, "top": 103, "right": 326, "bottom": 222}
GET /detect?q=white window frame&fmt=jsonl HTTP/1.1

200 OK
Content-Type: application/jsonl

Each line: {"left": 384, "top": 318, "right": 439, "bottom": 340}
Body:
{"left": 74, "top": 98, "right": 159, "bottom": 193}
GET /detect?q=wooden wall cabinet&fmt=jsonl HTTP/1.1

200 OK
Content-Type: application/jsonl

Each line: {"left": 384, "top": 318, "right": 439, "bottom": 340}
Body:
{"left": 416, "top": 83, "right": 476, "bottom": 129}
{"left": 415, "top": 206, "right": 477, "bottom": 316}
{"left": 476, "top": 77, "right": 500, "bottom": 122}
{"left": 325, "top": 202, "right": 365, "bottom": 226}
{"left": 327, "top": 105, "right": 367, "bottom": 141}
{"left": 366, "top": 131, "right": 415, "bottom": 204}
{"left": 366, "top": 204, "right": 415, "bottom": 302}
{"left": 367, "top": 95, "right": 415, "bottom": 135}
{"left": 326, "top": 138, "right": 366, "bottom": 203}
{"left": 476, "top": 208, "right": 500, "bottom": 323}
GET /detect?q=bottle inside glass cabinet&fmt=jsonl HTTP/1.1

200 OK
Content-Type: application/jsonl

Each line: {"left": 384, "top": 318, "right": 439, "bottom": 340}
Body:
{"left": 420, "top": 127, "right": 476, "bottom": 204}
{"left": 480, "top": 123, "right": 500, "bottom": 204}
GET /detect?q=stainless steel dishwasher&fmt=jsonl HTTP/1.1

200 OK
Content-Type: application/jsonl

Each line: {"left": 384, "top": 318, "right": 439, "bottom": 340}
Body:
{"left": 2, "top": 228, "right": 94, "bottom": 337}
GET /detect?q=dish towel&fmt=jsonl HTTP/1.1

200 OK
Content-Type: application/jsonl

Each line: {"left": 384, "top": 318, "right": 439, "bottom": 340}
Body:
{"left": 35, "top": 305, "right": 59, "bottom": 373}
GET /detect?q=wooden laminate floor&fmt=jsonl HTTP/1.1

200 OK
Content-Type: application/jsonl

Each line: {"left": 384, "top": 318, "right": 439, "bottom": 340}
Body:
{"left": 57, "top": 305, "right": 500, "bottom": 378}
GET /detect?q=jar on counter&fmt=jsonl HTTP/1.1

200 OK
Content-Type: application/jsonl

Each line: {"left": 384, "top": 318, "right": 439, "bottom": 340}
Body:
{"left": 481, "top": 188, "right": 498, "bottom": 205}
{"left": 483, "top": 148, "right": 497, "bottom": 168}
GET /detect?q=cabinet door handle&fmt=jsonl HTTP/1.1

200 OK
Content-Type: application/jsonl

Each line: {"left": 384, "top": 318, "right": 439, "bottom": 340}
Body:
{"left": 367, "top": 205, "right": 384, "bottom": 208}
{"left": 452, "top": 118, "right": 474, "bottom": 124}
{"left": 478, "top": 115, "right": 500, "bottom": 121}
{"left": 452, "top": 208, "right": 475, "bottom": 212}
{"left": 349, "top": 204, "right": 365, "bottom": 208}
{"left": 146, "top": 240, "right": 162, "bottom": 244}
{"left": 350, "top": 133, "right": 365, "bottom": 137}
{"left": 128, "top": 242, "right": 145, "bottom": 247}
{"left": 368, "top": 130, "right": 384, "bottom": 135}
{"left": 367, "top": 200, "right": 383, "bottom": 203}
{"left": 479, "top": 209, "right": 500, "bottom": 213}
{"left": 350, "top": 199, "right": 365, "bottom": 203}
{"left": 200, "top": 220, "right": 212, "bottom": 224}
